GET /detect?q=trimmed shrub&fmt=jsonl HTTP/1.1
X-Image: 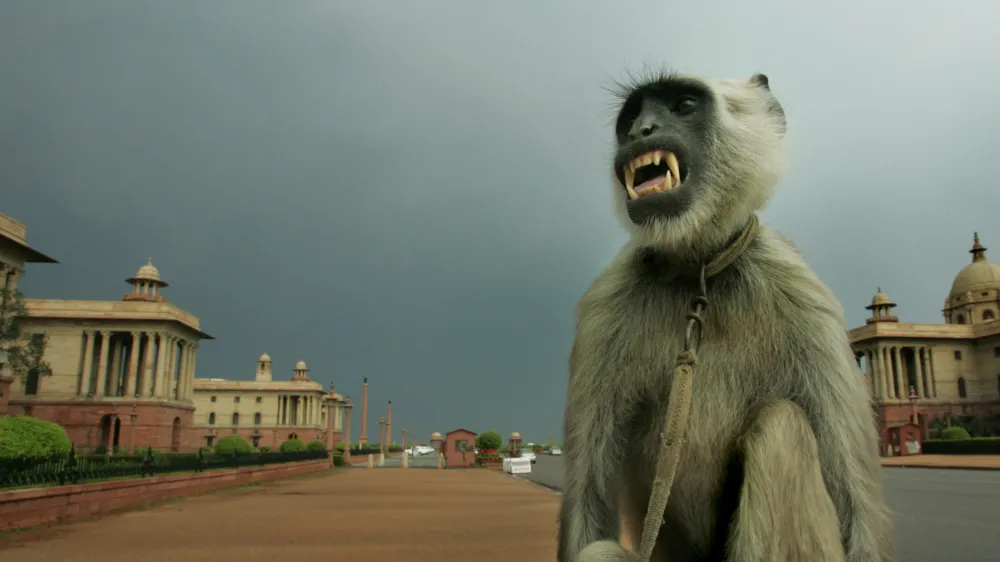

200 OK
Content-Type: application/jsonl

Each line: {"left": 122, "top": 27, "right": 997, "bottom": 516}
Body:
{"left": 476, "top": 430, "right": 502, "bottom": 451}
{"left": 305, "top": 440, "right": 327, "bottom": 452}
{"left": 214, "top": 435, "right": 253, "bottom": 454}
{"left": 332, "top": 452, "right": 344, "bottom": 467}
{"left": 940, "top": 426, "right": 971, "bottom": 440}
{"left": 0, "top": 416, "right": 72, "bottom": 457}
{"left": 280, "top": 438, "right": 306, "bottom": 452}
{"left": 335, "top": 442, "right": 345, "bottom": 452}
{"left": 259, "top": 445, "right": 272, "bottom": 452}
{"left": 922, "top": 437, "right": 1000, "bottom": 455}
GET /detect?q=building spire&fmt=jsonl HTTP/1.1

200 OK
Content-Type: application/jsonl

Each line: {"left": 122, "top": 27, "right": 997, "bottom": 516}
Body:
{"left": 971, "top": 232, "right": 987, "bottom": 263}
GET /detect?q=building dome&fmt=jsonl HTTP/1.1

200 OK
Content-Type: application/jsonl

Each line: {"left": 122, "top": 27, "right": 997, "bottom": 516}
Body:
{"left": 259, "top": 353, "right": 271, "bottom": 362}
{"left": 871, "top": 290, "right": 892, "bottom": 307}
{"left": 431, "top": 432, "right": 442, "bottom": 440}
{"left": 949, "top": 234, "right": 1000, "bottom": 299}
{"left": 295, "top": 360, "right": 308, "bottom": 371}
{"left": 134, "top": 257, "right": 162, "bottom": 282}
{"left": 510, "top": 432, "right": 521, "bottom": 439}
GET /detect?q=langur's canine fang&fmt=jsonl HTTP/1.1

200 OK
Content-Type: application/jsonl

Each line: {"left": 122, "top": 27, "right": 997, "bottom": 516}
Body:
{"left": 559, "top": 72, "right": 895, "bottom": 562}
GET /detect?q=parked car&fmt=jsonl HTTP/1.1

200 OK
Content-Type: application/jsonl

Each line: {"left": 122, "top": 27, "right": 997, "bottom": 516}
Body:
{"left": 412, "top": 445, "right": 435, "bottom": 456}
{"left": 520, "top": 449, "right": 537, "bottom": 464}
{"left": 549, "top": 447, "right": 562, "bottom": 456}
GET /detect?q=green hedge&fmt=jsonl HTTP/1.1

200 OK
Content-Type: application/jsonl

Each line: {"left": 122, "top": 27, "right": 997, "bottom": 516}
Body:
{"left": 214, "top": 435, "right": 253, "bottom": 454}
{"left": 922, "top": 437, "right": 1000, "bottom": 455}
{"left": 0, "top": 416, "right": 72, "bottom": 457}
{"left": 332, "top": 452, "right": 344, "bottom": 467}
{"left": 305, "top": 440, "right": 327, "bottom": 452}
{"left": 280, "top": 438, "right": 306, "bottom": 453}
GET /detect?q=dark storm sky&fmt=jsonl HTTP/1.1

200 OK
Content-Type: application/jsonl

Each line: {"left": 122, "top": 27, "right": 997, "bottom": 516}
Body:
{"left": 3, "top": 1, "right": 1000, "bottom": 444}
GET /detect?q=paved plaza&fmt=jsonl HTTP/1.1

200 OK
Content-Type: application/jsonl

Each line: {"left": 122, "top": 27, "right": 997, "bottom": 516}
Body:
{"left": 1, "top": 468, "right": 560, "bottom": 562}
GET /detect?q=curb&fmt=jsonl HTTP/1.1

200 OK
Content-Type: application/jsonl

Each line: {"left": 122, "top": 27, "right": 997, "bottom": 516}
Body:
{"left": 882, "top": 464, "right": 1000, "bottom": 472}
{"left": 509, "top": 474, "right": 564, "bottom": 495}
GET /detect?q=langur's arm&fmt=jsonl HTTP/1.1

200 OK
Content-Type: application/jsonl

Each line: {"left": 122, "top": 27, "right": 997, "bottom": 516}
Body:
{"left": 802, "top": 339, "right": 896, "bottom": 562}
{"left": 557, "top": 339, "right": 624, "bottom": 562}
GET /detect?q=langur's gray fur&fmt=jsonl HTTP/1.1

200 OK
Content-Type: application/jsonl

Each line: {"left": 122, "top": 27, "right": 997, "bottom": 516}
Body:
{"left": 559, "top": 71, "right": 894, "bottom": 562}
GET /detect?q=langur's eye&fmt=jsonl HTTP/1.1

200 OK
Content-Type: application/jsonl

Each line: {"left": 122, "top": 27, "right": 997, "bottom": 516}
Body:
{"left": 674, "top": 96, "right": 699, "bottom": 115}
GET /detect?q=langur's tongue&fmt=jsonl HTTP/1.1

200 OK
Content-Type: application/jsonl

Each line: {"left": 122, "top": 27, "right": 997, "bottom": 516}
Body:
{"left": 637, "top": 176, "right": 666, "bottom": 190}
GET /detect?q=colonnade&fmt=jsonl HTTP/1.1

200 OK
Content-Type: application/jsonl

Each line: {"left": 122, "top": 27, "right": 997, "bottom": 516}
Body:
{"left": 77, "top": 330, "right": 198, "bottom": 401}
{"left": 857, "top": 344, "right": 938, "bottom": 401}
{"left": 277, "top": 393, "right": 326, "bottom": 426}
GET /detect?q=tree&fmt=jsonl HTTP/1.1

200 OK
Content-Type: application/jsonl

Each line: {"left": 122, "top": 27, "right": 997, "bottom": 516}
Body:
{"left": 0, "top": 288, "right": 52, "bottom": 386}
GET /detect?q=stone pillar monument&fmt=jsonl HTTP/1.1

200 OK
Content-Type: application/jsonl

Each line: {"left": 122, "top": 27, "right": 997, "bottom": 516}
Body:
{"left": 358, "top": 377, "right": 369, "bottom": 445}
{"left": 343, "top": 398, "right": 352, "bottom": 462}
{"left": 378, "top": 416, "right": 386, "bottom": 466}
{"left": 385, "top": 400, "right": 393, "bottom": 453}
{"left": 401, "top": 428, "right": 409, "bottom": 469}
{"left": 326, "top": 383, "right": 336, "bottom": 452}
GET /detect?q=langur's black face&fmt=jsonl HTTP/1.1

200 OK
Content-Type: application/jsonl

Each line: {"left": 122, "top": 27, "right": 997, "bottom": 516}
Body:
{"left": 613, "top": 77, "right": 716, "bottom": 226}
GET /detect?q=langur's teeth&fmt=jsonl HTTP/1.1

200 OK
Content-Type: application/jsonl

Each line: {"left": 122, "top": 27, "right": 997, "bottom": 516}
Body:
{"left": 626, "top": 185, "right": 639, "bottom": 200}
{"left": 652, "top": 152, "right": 662, "bottom": 166}
{"left": 665, "top": 169, "right": 673, "bottom": 189}
{"left": 665, "top": 152, "right": 681, "bottom": 186}
{"left": 624, "top": 167, "right": 635, "bottom": 194}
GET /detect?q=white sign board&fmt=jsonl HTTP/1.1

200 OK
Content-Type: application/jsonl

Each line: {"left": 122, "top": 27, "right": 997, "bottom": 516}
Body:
{"left": 508, "top": 458, "right": 532, "bottom": 474}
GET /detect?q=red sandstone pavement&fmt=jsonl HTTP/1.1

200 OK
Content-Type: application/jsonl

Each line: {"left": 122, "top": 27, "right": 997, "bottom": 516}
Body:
{"left": 880, "top": 454, "right": 1000, "bottom": 470}
{"left": 1, "top": 468, "right": 561, "bottom": 562}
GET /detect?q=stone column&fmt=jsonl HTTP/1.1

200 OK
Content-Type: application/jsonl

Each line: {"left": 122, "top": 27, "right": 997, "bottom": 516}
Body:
{"left": 109, "top": 338, "right": 124, "bottom": 396}
{"left": 125, "top": 331, "right": 141, "bottom": 397}
{"left": 386, "top": 400, "right": 393, "bottom": 451}
{"left": 94, "top": 331, "right": 111, "bottom": 397}
{"left": 79, "top": 330, "right": 94, "bottom": 396}
{"left": 879, "top": 347, "right": 891, "bottom": 399}
{"left": 891, "top": 347, "right": 903, "bottom": 399}
{"left": 378, "top": 415, "right": 385, "bottom": 454}
{"left": 359, "top": 377, "right": 369, "bottom": 445}
{"left": 924, "top": 346, "right": 932, "bottom": 398}
{"left": 326, "top": 398, "right": 335, "bottom": 450}
{"left": 867, "top": 350, "right": 879, "bottom": 399}
{"left": 140, "top": 333, "right": 154, "bottom": 397}
{"left": 154, "top": 334, "right": 167, "bottom": 398}
{"left": 186, "top": 343, "right": 198, "bottom": 400}
{"left": 913, "top": 346, "right": 925, "bottom": 398}
{"left": 175, "top": 341, "right": 188, "bottom": 400}
{"left": 343, "top": 400, "right": 352, "bottom": 461}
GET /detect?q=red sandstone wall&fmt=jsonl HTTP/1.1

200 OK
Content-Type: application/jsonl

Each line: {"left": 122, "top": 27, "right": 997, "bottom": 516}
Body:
{"left": 0, "top": 376, "right": 12, "bottom": 416}
{"left": 6, "top": 400, "right": 199, "bottom": 452}
{"left": 0, "top": 459, "right": 331, "bottom": 532}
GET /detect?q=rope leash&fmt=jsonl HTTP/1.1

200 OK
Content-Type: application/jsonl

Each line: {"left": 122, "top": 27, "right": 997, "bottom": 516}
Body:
{"left": 634, "top": 215, "right": 760, "bottom": 562}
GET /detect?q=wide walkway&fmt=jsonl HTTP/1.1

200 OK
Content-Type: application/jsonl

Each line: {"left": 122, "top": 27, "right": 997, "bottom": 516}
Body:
{"left": 1, "top": 469, "right": 561, "bottom": 562}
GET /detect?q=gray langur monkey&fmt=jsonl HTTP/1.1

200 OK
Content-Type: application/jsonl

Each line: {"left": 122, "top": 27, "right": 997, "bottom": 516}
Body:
{"left": 558, "top": 71, "right": 895, "bottom": 562}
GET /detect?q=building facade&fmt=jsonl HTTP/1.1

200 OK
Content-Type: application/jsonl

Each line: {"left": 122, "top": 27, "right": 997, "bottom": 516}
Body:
{"left": 850, "top": 233, "right": 1000, "bottom": 452}
{"left": 6, "top": 254, "right": 212, "bottom": 453}
{"left": 191, "top": 355, "right": 345, "bottom": 450}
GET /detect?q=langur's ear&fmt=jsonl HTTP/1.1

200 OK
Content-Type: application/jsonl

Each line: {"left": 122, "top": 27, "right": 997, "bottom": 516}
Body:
{"left": 750, "top": 73, "right": 770, "bottom": 90}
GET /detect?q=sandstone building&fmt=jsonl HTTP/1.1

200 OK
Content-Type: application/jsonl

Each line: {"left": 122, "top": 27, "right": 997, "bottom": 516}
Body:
{"left": 192, "top": 355, "right": 345, "bottom": 450}
{"left": 850, "top": 233, "right": 1000, "bottom": 450}
{"left": 0, "top": 210, "right": 344, "bottom": 452}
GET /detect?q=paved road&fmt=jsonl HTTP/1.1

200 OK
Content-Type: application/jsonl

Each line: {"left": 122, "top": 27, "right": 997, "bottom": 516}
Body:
{"left": 349, "top": 453, "right": 439, "bottom": 468}
{"left": 525, "top": 456, "right": 1000, "bottom": 562}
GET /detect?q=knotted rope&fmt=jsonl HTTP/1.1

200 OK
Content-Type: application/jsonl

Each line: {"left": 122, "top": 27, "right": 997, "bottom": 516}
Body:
{"left": 633, "top": 215, "right": 760, "bottom": 562}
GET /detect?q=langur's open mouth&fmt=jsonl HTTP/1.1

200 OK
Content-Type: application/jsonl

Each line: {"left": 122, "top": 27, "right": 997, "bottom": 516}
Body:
{"left": 618, "top": 150, "right": 686, "bottom": 200}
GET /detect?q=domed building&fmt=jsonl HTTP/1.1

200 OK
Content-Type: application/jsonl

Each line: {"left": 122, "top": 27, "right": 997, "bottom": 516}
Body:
{"left": 192, "top": 355, "right": 346, "bottom": 450}
{"left": 849, "top": 233, "right": 1000, "bottom": 454}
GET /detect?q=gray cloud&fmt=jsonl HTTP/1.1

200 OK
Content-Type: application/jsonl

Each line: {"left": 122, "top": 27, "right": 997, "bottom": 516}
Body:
{"left": 3, "top": 1, "right": 1000, "bottom": 443}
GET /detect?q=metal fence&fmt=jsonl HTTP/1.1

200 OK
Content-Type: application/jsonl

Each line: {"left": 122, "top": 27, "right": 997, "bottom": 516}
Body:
{"left": 0, "top": 447, "right": 330, "bottom": 490}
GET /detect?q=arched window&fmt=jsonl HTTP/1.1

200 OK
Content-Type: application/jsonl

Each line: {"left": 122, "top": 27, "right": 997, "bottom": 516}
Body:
{"left": 208, "top": 412, "right": 216, "bottom": 425}
{"left": 232, "top": 412, "right": 240, "bottom": 426}
{"left": 254, "top": 412, "right": 261, "bottom": 425}
{"left": 957, "top": 377, "right": 967, "bottom": 399}
{"left": 956, "top": 314, "right": 967, "bottom": 325}
{"left": 984, "top": 310, "right": 995, "bottom": 321}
